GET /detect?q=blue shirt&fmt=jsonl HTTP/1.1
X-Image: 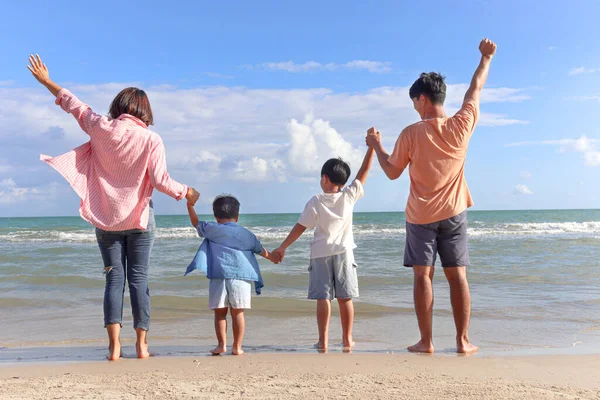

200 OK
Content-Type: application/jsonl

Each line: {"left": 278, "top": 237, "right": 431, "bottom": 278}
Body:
{"left": 184, "top": 221, "right": 265, "bottom": 294}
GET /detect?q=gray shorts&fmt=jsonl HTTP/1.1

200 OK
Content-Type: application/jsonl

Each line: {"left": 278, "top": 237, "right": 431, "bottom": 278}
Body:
{"left": 404, "top": 211, "right": 470, "bottom": 268}
{"left": 308, "top": 252, "right": 359, "bottom": 300}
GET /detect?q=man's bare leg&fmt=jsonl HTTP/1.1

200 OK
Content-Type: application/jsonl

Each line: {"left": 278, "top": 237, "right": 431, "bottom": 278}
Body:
{"left": 135, "top": 328, "right": 150, "bottom": 359}
{"left": 408, "top": 266, "right": 435, "bottom": 353}
{"left": 106, "top": 323, "right": 121, "bottom": 361}
{"left": 337, "top": 298, "right": 355, "bottom": 349}
{"left": 231, "top": 308, "right": 245, "bottom": 355}
{"left": 444, "top": 266, "right": 478, "bottom": 354}
{"left": 315, "top": 299, "right": 331, "bottom": 351}
{"left": 211, "top": 308, "right": 228, "bottom": 355}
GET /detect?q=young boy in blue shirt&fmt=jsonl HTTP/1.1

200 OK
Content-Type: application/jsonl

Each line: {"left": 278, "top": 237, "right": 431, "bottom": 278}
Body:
{"left": 273, "top": 143, "right": 374, "bottom": 352}
{"left": 186, "top": 195, "right": 278, "bottom": 355}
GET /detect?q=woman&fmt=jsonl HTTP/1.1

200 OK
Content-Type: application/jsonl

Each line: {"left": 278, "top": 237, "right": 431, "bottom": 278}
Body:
{"left": 27, "top": 54, "right": 200, "bottom": 361}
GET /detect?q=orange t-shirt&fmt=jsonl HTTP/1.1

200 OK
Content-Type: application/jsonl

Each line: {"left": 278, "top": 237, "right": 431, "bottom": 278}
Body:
{"left": 388, "top": 101, "right": 479, "bottom": 225}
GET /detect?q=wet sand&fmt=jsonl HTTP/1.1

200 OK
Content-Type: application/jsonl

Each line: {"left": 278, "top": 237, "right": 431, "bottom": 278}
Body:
{"left": 1, "top": 353, "right": 599, "bottom": 399}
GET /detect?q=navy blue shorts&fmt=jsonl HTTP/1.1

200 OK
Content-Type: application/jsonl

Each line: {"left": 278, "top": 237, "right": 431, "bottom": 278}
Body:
{"left": 404, "top": 211, "right": 470, "bottom": 268}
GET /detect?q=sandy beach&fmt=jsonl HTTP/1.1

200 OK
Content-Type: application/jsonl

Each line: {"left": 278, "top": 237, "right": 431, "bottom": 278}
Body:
{"left": 1, "top": 353, "right": 599, "bottom": 399}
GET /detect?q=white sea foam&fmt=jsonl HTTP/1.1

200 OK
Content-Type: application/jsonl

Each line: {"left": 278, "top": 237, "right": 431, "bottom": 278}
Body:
{"left": 2, "top": 221, "right": 600, "bottom": 243}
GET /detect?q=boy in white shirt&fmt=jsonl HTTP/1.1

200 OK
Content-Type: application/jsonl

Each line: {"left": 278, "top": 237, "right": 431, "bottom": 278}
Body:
{"left": 273, "top": 136, "right": 375, "bottom": 351}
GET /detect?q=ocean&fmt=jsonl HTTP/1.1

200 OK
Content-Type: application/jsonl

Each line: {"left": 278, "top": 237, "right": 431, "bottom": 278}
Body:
{"left": 1, "top": 210, "right": 599, "bottom": 362}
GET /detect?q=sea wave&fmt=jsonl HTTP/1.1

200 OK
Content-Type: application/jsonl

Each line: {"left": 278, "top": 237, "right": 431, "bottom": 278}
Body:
{"left": 1, "top": 221, "right": 600, "bottom": 243}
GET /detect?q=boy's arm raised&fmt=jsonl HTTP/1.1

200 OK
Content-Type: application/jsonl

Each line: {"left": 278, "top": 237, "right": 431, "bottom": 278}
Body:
{"left": 273, "top": 223, "right": 307, "bottom": 262}
{"left": 355, "top": 146, "right": 375, "bottom": 185}
{"left": 187, "top": 203, "right": 199, "bottom": 228}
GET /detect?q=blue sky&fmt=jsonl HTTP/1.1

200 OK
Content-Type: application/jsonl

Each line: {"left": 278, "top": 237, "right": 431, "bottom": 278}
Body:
{"left": 1, "top": 0, "right": 599, "bottom": 216}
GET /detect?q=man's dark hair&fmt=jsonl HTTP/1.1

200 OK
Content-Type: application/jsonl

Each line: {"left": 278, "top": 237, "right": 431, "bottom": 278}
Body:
{"left": 213, "top": 194, "right": 240, "bottom": 219}
{"left": 109, "top": 87, "right": 154, "bottom": 126}
{"left": 409, "top": 72, "right": 447, "bottom": 105}
{"left": 321, "top": 158, "right": 351, "bottom": 186}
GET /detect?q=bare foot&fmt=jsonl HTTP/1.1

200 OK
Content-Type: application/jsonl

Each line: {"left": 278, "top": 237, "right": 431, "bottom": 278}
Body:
{"left": 210, "top": 344, "right": 226, "bottom": 355}
{"left": 232, "top": 348, "right": 244, "bottom": 356}
{"left": 107, "top": 342, "right": 121, "bottom": 361}
{"left": 136, "top": 341, "right": 150, "bottom": 359}
{"left": 342, "top": 340, "right": 355, "bottom": 353}
{"left": 314, "top": 342, "right": 328, "bottom": 353}
{"left": 457, "top": 342, "right": 478, "bottom": 354}
{"left": 407, "top": 340, "right": 434, "bottom": 354}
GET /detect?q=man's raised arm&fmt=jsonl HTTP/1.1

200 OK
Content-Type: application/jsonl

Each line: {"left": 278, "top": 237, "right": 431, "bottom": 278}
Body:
{"left": 463, "top": 38, "right": 497, "bottom": 106}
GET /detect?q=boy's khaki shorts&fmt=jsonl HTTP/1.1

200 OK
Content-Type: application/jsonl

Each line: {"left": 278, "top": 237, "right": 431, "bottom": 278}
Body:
{"left": 308, "top": 251, "right": 359, "bottom": 300}
{"left": 209, "top": 278, "right": 252, "bottom": 309}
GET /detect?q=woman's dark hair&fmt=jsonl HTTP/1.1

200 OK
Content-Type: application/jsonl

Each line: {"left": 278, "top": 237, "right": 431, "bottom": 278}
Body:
{"left": 109, "top": 87, "right": 154, "bottom": 126}
{"left": 409, "top": 72, "right": 447, "bottom": 105}
{"left": 321, "top": 158, "right": 351, "bottom": 186}
{"left": 213, "top": 194, "right": 241, "bottom": 220}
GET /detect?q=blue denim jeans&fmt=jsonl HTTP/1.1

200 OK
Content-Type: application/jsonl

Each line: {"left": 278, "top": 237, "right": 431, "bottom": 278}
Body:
{"left": 96, "top": 203, "right": 156, "bottom": 331}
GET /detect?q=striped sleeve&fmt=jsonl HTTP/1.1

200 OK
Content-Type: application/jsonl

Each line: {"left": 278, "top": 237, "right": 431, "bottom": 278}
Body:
{"left": 55, "top": 89, "right": 104, "bottom": 136}
{"left": 147, "top": 136, "right": 188, "bottom": 200}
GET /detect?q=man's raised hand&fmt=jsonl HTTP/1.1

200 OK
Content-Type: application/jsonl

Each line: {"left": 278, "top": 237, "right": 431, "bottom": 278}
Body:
{"left": 479, "top": 38, "right": 497, "bottom": 58}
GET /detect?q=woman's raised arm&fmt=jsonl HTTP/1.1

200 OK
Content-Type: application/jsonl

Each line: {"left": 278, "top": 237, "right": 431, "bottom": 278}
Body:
{"left": 27, "top": 54, "right": 103, "bottom": 135}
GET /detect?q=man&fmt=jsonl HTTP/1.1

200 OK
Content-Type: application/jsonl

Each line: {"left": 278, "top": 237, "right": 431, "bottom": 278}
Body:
{"left": 366, "top": 38, "right": 497, "bottom": 354}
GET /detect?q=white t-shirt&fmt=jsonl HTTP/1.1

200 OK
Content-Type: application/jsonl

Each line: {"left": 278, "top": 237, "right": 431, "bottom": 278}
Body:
{"left": 297, "top": 179, "right": 364, "bottom": 260}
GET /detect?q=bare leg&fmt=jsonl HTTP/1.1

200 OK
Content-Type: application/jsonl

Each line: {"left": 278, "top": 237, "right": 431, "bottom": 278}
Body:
{"left": 135, "top": 328, "right": 150, "bottom": 359}
{"left": 337, "top": 298, "right": 355, "bottom": 349}
{"left": 231, "top": 308, "right": 245, "bottom": 355}
{"left": 444, "top": 267, "right": 478, "bottom": 354}
{"left": 408, "top": 266, "right": 435, "bottom": 354}
{"left": 211, "top": 308, "right": 228, "bottom": 355}
{"left": 315, "top": 299, "right": 331, "bottom": 351}
{"left": 106, "top": 323, "right": 121, "bottom": 361}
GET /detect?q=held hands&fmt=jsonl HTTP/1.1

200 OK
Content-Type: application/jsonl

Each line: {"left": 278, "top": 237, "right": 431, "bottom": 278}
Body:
{"left": 272, "top": 247, "right": 286, "bottom": 263}
{"left": 267, "top": 250, "right": 282, "bottom": 264}
{"left": 186, "top": 187, "right": 200, "bottom": 206}
{"left": 479, "top": 38, "right": 497, "bottom": 58}
{"left": 365, "top": 127, "right": 382, "bottom": 149}
{"left": 27, "top": 54, "right": 51, "bottom": 85}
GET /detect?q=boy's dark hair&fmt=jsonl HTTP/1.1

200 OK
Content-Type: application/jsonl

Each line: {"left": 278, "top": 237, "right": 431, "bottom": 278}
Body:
{"left": 213, "top": 194, "right": 240, "bottom": 219}
{"left": 321, "top": 158, "right": 351, "bottom": 186}
{"left": 109, "top": 87, "right": 154, "bottom": 126}
{"left": 408, "top": 72, "right": 447, "bottom": 105}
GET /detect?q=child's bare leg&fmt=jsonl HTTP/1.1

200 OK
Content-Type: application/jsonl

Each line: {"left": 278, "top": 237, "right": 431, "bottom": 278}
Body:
{"left": 211, "top": 308, "right": 228, "bottom": 355}
{"left": 316, "top": 299, "right": 331, "bottom": 350}
{"left": 231, "top": 308, "right": 245, "bottom": 355}
{"left": 337, "top": 298, "right": 355, "bottom": 348}
{"left": 106, "top": 323, "right": 121, "bottom": 361}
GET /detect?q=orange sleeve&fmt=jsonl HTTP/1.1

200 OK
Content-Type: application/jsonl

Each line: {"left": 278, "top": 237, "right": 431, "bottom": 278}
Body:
{"left": 388, "top": 129, "right": 410, "bottom": 171}
{"left": 452, "top": 101, "right": 479, "bottom": 136}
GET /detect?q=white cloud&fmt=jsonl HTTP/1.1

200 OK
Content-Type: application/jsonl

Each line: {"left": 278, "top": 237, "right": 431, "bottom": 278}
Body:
{"left": 205, "top": 72, "right": 234, "bottom": 80}
{"left": 0, "top": 180, "right": 59, "bottom": 205}
{"left": 519, "top": 170, "right": 532, "bottom": 179}
{"left": 569, "top": 67, "right": 600, "bottom": 75}
{"left": 287, "top": 114, "right": 364, "bottom": 176}
{"left": 548, "top": 46, "right": 557, "bottom": 51}
{"left": 234, "top": 157, "right": 286, "bottom": 182}
{"left": 0, "top": 178, "right": 16, "bottom": 188}
{"left": 506, "top": 135, "right": 600, "bottom": 167}
{"left": 515, "top": 184, "right": 534, "bottom": 195}
{"left": 571, "top": 95, "right": 600, "bottom": 102}
{"left": 0, "top": 80, "right": 15, "bottom": 87}
{"left": 254, "top": 60, "right": 392, "bottom": 73}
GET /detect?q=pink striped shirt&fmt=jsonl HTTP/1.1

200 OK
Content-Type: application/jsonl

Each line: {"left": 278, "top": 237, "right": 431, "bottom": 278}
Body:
{"left": 41, "top": 89, "right": 188, "bottom": 231}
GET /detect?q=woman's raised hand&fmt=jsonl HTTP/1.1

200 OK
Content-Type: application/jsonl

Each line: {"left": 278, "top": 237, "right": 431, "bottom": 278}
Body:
{"left": 27, "top": 54, "right": 50, "bottom": 85}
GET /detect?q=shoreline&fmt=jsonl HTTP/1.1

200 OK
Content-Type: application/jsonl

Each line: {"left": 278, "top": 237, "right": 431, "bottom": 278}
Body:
{"left": 1, "top": 353, "right": 598, "bottom": 399}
